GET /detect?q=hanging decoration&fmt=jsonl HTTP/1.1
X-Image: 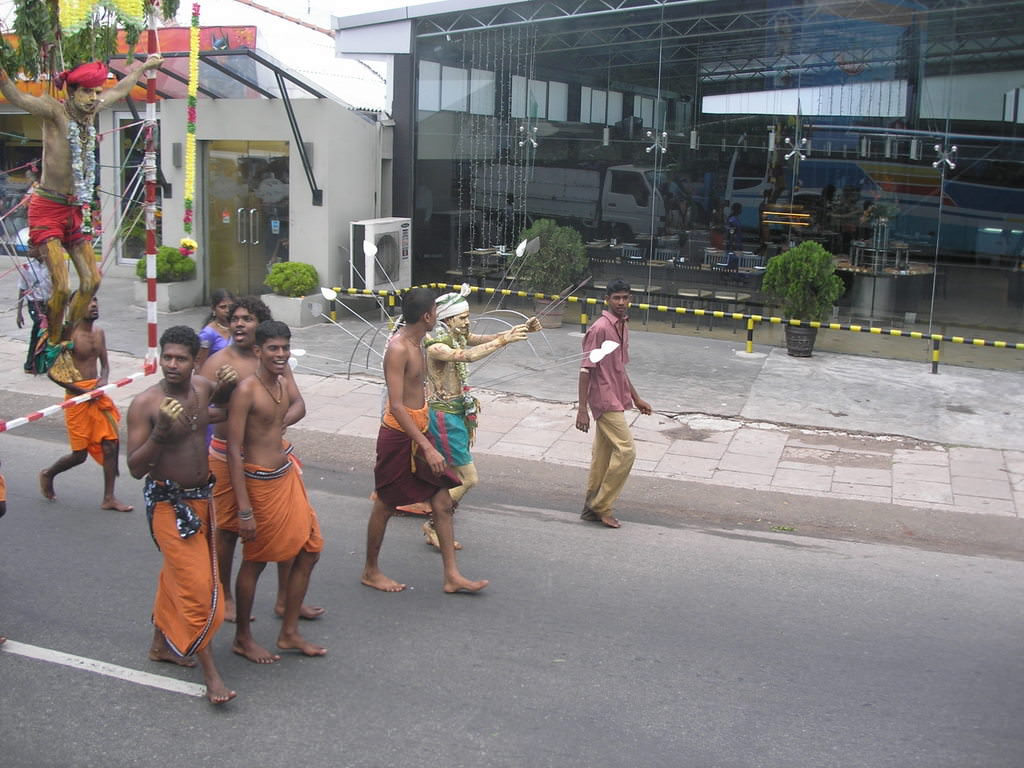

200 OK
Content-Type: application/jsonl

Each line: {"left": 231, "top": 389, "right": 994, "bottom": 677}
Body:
{"left": 59, "top": 0, "right": 146, "bottom": 35}
{"left": 181, "top": 2, "right": 200, "bottom": 251}
{"left": 0, "top": 1, "right": 179, "bottom": 77}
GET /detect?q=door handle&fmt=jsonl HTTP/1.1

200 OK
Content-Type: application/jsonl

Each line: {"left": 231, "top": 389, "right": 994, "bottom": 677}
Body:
{"left": 237, "top": 208, "right": 247, "bottom": 244}
{"left": 249, "top": 208, "right": 260, "bottom": 245}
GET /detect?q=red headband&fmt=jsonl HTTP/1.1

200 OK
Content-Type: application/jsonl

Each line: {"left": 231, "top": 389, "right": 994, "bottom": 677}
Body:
{"left": 56, "top": 61, "right": 108, "bottom": 90}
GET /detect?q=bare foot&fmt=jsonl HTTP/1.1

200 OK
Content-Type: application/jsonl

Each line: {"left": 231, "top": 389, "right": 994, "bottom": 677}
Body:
{"left": 39, "top": 470, "right": 55, "bottom": 501}
{"left": 422, "top": 521, "right": 462, "bottom": 551}
{"left": 0, "top": 635, "right": 6, "bottom": 645}
{"left": 361, "top": 570, "right": 407, "bottom": 593}
{"left": 148, "top": 647, "right": 198, "bottom": 667}
{"left": 231, "top": 638, "right": 280, "bottom": 664}
{"left": 277, "top": 631, "right": 327, "bottom": 657}
{"left": 443, "top": 576, "right": 489, "bottom": 594}
{"left": 101, "top": 497, "right": 134, "bottom": 512}
{"left": 600, "top": 516, "right": 621, "bottom": 529}
{"left": 206, "top": 683, "right": 237, "bottom": 705}
{"left": 274, "top": 604, "right": 326, "bottom": 620}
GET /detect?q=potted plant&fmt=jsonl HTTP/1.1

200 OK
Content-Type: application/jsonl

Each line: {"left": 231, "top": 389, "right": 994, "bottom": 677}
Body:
{"left": 761, "top": 240, "right": 845, "bottom": 357}
{"left": 514, "top": 219, "right": 588, "bottom": 327}
{"left": 132, "top": 241, "right": 202, "bottom": 311}
{"left": 261, "top": 261, "right": 324, "bottom": 327}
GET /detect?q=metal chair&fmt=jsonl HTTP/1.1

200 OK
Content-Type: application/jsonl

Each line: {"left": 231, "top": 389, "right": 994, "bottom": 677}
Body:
{"left": 674, "top": 287, "right": 712, "bottom": 328}
{"left": 654, "top": 247, "right": 679, "bottom": 264}
{"left": 713, "top": 251, "right": 742, "bottom": 285}
{"left": 620, "top": 245, "right": 644, "bottom": 263}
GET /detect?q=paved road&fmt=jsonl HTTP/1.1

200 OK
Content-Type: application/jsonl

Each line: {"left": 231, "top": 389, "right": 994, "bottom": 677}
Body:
{"left": 2, "top": 433, "right": 1022, "bottom": 768}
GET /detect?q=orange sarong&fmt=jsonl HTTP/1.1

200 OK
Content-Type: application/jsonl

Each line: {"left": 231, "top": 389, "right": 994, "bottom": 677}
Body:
{"left": 149, "top": 489, "right": 223, "bottom": 657}
{"left": 64, "top": 378, "right": 120, "bottom": 464}
{"left": 210, "top": 437, "right": 301, "bottom": 534}
{"left": 242, "top": 457, "right": 323, "bottom": 563}
{"left": 208, "top": 436, "right": 239, "bottom": 533}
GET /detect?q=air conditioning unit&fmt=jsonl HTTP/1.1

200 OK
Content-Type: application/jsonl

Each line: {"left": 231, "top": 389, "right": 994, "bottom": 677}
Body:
{"left": 349, "top": 217, "right": 412, "bottom": 291}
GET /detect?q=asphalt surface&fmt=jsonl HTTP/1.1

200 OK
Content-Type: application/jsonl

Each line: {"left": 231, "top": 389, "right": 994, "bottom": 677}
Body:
{"left": 1, "top": 434, "right": 1022, "bottom": 768}
{"left": 0, "top": 272, "right": 1022, "bottom": 766}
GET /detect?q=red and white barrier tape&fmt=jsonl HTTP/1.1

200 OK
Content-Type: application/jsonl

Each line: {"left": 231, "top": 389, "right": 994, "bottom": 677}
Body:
{"left": 0, "top": 370, "right": 151, "bottom": 433}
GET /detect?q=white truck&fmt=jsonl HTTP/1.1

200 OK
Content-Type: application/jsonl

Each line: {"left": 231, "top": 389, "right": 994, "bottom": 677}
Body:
{"left": 472, "top": 163, "right": 667, "bottom": 240}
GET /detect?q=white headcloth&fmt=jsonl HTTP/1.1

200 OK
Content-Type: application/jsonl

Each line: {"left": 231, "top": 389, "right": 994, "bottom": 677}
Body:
{"left": 435, "top": 292, "right": 469, "bottom": 321}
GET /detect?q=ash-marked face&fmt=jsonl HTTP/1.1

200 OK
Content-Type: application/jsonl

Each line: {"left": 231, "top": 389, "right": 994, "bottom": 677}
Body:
{"left": 447, "top": 311, "right": 471, "bottom": 337}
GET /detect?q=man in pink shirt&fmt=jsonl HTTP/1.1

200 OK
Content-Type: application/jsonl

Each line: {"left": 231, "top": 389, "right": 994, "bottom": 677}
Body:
{"left": 575, "top": 279, "right": 652, "bottom": 528}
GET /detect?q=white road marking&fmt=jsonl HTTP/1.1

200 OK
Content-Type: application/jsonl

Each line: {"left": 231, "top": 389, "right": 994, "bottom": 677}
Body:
{"left": 2, "top": 640, "right": 205, "bottom": 698}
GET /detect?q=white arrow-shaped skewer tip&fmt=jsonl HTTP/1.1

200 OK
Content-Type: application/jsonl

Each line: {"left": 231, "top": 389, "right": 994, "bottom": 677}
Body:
{"left": 363, "top": 240, "right": 378, "bottom": 259}
{"left": 459, "top": 282, "right": 472, "bottom": 297}
{"left": 515, "top": 239, "right": 528, "bottom": 259}
{"left": 320, "top": 286, "right": 338, "bottom": 301}
{"left": 588, "top": 340, "right": 620, "bottom": 363}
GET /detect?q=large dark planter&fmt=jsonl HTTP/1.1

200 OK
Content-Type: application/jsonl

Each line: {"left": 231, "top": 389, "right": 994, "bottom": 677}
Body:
{"left": 784, "top": 324, "right": 818, "bottom": 357}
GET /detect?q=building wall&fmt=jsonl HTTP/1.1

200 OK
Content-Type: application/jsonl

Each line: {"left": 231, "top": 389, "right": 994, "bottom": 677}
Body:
{"left": 102, "top": 97, "right": 384, "bottom": 297}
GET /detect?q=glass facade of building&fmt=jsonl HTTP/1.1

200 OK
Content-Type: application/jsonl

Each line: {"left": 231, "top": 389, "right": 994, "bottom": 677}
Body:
{"left": 406, "top": 0, "right": 1024, "bottom": 357}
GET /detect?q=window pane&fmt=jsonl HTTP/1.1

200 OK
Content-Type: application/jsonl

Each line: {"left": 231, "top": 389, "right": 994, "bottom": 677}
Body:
{"left": 418, "top": 60, "right": 440, "bottom": 112}
{"left": 469, "top": 68, "right": 494, "bottom": 115}
{"left": 441, "top": 65, "right": 467, "bottom": 112}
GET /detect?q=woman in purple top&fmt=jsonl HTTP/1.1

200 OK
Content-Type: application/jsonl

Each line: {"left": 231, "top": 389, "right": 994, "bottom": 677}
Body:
{"left": 195, "top": 289, "right": 235, "bottom": 371}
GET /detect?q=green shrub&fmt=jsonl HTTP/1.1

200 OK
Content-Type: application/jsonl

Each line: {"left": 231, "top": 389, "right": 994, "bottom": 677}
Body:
{"left": 134, "top": 245, "right": 196, "bottom": 283}
{"left": 514, "top": 219, "right": 588, "bottom": 295}
{"left": 265, "top": 261, "right": 319, "bottom": 297}
{"left": 761, "top": 240, "right": 845, "bottom": 322}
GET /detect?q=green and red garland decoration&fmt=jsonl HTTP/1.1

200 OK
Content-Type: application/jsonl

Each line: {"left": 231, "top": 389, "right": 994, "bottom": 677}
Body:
{"left": 179, "top": 1, "right": 199, "bottom": 257}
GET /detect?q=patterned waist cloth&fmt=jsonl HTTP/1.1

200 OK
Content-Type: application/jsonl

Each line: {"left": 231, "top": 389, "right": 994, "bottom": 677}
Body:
{"left": 143, "top": 475, "right": 214, "bottom": 548}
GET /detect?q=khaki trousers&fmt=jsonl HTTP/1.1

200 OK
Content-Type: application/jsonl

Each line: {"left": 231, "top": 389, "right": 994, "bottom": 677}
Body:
{"left": 585, "top": 410, "right": 636, "bottom": 517}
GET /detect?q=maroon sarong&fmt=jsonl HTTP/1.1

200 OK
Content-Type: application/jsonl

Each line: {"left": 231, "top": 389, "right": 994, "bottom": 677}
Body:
{"left": 373, "top": 424, "right": 460, "bottom": 509}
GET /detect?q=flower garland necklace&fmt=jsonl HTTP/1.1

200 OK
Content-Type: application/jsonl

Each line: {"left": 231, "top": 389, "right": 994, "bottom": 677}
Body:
{"left": 431, "top": 323, "right": 470, "bottom": 384}
{"left": 66, "top": 105, "right": 97, "bottom": 233}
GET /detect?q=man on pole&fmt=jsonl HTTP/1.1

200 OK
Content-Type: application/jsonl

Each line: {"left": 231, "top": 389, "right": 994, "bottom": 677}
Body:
{"left": 0, "top": 54, "right": 163, "bottom": 345}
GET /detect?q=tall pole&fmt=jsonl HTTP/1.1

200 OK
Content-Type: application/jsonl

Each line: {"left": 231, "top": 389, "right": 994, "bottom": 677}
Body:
{"left": 143, "top": 22, "right": 159, "bottom": 374}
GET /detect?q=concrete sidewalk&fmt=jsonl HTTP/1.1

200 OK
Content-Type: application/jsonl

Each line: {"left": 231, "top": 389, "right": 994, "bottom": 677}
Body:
{"left": 0, "top": 273, "right": 1020, "bottom": 521}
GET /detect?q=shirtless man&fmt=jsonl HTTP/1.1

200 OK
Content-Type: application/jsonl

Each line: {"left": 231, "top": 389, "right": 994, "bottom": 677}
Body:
{"left": 39, "top": 295, "right": 132, "bottom": 512}
{"left": 227, "top": 320, "right": 325, "bottom": 663}
{"left": 126, "top": 326, "right": 237, "bottom": 705}
{"left": 362, "top": 287, "right": 489, "bottom": 594}
{"left": 0, "top": 55, "right": 163, "bottom": 342}
{"left": 200, "top": 297, "right": 323, "bottom": 623}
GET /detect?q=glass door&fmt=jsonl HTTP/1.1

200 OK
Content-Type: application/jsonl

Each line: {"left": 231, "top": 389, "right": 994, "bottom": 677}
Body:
{"left": 205, "top": 139, "right": 289, "bottom": 297}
